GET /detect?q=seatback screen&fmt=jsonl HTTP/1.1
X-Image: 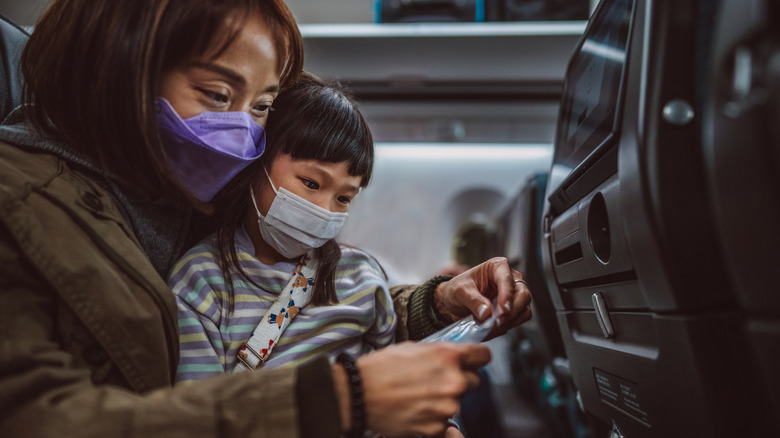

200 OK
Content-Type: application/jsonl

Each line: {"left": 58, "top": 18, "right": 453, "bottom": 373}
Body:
{"left": 554, "top": 0, "right": 633, "bottom": 170}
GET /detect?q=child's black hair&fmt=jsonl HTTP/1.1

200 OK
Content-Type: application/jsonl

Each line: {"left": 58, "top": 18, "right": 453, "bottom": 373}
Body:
{"left": 213, "top": 71, "right": 374, "bottom": 305}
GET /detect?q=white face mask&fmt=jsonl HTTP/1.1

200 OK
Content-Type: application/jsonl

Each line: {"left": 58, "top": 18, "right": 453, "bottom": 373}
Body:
{"left": 250, "top": 168, "right": 348, "bottom": 259}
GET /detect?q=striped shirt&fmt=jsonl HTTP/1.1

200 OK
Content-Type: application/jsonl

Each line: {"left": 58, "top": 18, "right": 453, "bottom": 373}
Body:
{"left": 168, "top": 226, "right": 396, "bottom": 383}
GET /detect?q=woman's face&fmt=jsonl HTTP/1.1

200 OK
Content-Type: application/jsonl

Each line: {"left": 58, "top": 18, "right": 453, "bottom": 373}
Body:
{"left": 159, "top": 12, "right": 280, "bottom": 127}
{"left": 258, "top": 153, "right": 362, "bottom": 214}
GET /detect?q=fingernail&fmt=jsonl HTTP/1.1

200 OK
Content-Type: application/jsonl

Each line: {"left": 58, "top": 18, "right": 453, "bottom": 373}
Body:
{"left": 477, "top": 304, "right": 489, "bottom": 319}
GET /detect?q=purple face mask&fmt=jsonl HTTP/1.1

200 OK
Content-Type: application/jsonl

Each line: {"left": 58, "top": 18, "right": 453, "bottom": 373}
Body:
{"left": 156, "top": 97, "right": 265, "bottom": 202}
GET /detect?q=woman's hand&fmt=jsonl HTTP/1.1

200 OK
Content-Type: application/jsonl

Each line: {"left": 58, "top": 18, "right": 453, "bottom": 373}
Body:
{"left": 439, "top": 425, "right": 465, "bottom": 438}
{"left": 434, "top": 257, "right": 533, "bottom": 339}
{"left": 333, "top": 342, "right": 490, "bottom": 437}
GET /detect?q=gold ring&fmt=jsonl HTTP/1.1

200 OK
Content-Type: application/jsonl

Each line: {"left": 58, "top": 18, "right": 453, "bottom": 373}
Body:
{"left": 514, "top": 279, "right": 528, "bottom": 287}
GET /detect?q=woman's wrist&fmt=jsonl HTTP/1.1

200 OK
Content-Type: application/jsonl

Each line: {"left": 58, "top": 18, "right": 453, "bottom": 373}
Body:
{"left": 332, "top": 361, "right": 352, "bottom": 433}
{"left": 335, "top": 353, "right": 366, "bottom": 438}
{"left": 298, "top": 356, "right": 342, "bottom": 437}
{"left": 407, "top": 275, "right": 454, "bottom": 339}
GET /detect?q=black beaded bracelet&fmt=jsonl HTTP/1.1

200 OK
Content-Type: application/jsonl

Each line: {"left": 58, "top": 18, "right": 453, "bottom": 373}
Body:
{"left": 336, "top": 353, "right": 365, "bottom": 438}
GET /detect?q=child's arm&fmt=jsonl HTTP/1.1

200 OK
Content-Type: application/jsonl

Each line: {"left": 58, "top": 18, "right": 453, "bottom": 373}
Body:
{"left": 168, "top": 247, "right": 231, "bottom": 383}
{"left": 345, "top": 248, "right": 397, "bottom": 349}
{"left": 174, "top": 296, "right": 229, "bottom": 383}
{"left": 364, "top": 279, "right": 397, "bottom": 349}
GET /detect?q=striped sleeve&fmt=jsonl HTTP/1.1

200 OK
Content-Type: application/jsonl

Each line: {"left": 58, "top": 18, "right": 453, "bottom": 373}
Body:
{"left": 341, "top": 247, "right": 397, "bottom": 351}
{"left": 364, "top": 281, "right": 396, "bottom": 351}
{"left": 167, "top": 242, "right": 229, "bottom": 383}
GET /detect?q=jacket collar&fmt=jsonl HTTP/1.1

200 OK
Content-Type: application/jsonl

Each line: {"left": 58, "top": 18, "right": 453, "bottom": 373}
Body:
{"left": 0, "top": 107, "right": 195, "bottom": 277}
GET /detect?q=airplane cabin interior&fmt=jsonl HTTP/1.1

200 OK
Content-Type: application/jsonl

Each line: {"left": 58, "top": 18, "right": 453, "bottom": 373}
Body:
{"left": 0, "top": 0, "right": 778, "bottom": 436}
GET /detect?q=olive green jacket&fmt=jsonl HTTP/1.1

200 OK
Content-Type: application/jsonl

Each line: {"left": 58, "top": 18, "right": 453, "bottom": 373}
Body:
{"left": 0, "top": 138, "right": 445, "bottom": 438}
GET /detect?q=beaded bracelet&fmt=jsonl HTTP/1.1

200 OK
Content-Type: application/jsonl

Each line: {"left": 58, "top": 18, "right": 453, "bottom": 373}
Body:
{"left": 336, "top": 353, "right": 366, "bottom": 438}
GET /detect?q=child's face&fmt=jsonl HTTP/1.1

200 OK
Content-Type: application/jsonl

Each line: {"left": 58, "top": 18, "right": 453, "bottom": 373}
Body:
{"left": 257, "top": 153, "right": 362, "bottom": 214}
{"left": 158, "top": 12, "right": 280, "bottom": 127}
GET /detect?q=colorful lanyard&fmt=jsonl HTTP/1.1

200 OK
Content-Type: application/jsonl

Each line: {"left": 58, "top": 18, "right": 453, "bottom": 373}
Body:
{"left": 234, "top": 253, "right": 318, "bottom": 372}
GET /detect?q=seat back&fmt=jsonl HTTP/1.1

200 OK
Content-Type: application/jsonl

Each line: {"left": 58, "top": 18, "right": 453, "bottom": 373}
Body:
{"left": 540, "top": 0, "right": 774, "bottom": 435}
{"left": 0, "top": 14, "right": 29, "bottom": 121}
{"left": 496, "top": 173, "right": 590, "bottom": 438}
{"left": 703, "top": 0, "right": 780, "bottom": 432}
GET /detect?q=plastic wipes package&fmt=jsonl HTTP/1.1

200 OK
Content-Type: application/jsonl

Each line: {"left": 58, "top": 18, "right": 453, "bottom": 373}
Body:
{"left": 419, "top": 313, "right": 499, "bottom": 344}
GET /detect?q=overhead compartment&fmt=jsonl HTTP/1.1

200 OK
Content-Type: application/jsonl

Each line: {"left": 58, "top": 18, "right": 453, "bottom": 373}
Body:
{"left": 300, "top": 22, "right": 586, "bottom": 98}
{"left": 300, "top": 22, "right": 585, "bottom": 145}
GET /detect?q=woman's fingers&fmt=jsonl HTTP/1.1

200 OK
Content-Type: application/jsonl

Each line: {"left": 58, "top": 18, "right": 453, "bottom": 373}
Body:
{"left": 454, "top": 342, "right": 492, "bottom": 370}
{"left": 488, "top": 258, "right": 518, "bottom": 317}
{"left": 435, "top": 257, "right": 534, "bottom": 331}
{"left": 487, "top": 301, "right": 533, "bottom": 339}
{"left": 354, "top": 342, "right": 491, "bottom": 436}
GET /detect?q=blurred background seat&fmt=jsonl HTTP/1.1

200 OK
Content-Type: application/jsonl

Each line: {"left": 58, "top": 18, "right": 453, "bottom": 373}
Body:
{"left": 0, "top": 14, "right": 29, "bottom": 121}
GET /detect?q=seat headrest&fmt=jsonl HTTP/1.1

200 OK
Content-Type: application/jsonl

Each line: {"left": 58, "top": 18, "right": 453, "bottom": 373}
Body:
{"left": 0, "top": 15, "right": 30, "bottom": 122}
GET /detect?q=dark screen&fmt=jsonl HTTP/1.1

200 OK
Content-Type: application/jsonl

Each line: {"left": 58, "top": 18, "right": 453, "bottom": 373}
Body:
{"left": 554, "top": 0, "right": 633, "bottom": 170}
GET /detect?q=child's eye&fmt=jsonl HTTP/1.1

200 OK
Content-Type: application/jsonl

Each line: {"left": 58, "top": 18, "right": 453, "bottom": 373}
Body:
{"left": 196, "top": 87, "right": 228, "bottom": 104}
{"left": 300, "top": 178, "right": 319, "bottom": 190}
{"left": 337, "top": 196, "right": 352, "bottom": 205}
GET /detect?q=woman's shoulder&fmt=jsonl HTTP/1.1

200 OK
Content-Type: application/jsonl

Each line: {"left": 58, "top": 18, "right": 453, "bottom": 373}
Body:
{"left": 0, "top": 141, "right": 63, "bottom": 198}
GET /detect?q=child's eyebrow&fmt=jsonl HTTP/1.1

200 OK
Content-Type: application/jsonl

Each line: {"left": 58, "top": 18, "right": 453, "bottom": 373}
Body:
{"left": 299, "top": 163, "right": 360, "bottom": 193}
{"left": 344, "top": 183, "right": 361, "bottom": 195}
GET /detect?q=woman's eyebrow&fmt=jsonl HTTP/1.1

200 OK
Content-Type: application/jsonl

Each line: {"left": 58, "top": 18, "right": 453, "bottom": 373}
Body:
{"left": 190, "top": 62, "right": 245, "bottom": 86}
{"left": 188, "top": 62, "right": 280, "bottom": 93}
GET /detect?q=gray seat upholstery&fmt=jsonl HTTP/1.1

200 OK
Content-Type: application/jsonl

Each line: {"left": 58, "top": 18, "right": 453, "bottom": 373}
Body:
{"left": 0, "top": 15, "right": 29, "bottom": 121}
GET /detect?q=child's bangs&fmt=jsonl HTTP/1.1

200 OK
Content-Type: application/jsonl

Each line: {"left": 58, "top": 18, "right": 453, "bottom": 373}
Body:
{"left": 284, "top": 93, "right": 374, "bottom": 185}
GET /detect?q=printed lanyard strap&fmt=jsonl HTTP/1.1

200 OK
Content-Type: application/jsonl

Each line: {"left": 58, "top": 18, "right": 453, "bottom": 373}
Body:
{"left": 234, "top": 253, "right": 318, "bottom": 373}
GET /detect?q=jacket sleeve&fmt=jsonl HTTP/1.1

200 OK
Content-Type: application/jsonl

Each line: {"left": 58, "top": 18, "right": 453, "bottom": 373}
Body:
{"left": 0, "top": 226, "right": 341, "bottom": 438}
{"left": 389, "top": 275, "right": 454, "bottom": 342}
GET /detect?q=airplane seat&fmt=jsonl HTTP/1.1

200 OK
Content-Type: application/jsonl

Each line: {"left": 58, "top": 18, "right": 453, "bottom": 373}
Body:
{"left": 540, "top": 0, "right": 776, "bottom": 435}
{"left": 494, "top": 173, "right": 590, "bottom": 438}
{"left": 0, "top": 14, "right": 29, "bottom": 122}
{"left": 703, "top": 0, "right": 780, "bottom": 432}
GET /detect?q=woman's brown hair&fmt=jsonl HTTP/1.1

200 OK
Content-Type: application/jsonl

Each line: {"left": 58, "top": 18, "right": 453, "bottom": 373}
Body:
{"left": 20, "top": 0, "right": 303, "bottom": 206}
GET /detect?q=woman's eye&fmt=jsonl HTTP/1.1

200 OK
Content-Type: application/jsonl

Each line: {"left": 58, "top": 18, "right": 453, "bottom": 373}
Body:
{"left": 252, "top": 103, "right": 273, "bottom": 116}
{"left": 300, "top": 178, "right": 319, "bottom": 190}
{"left": 196, "top": 88, "right": 228, "bottom": 104}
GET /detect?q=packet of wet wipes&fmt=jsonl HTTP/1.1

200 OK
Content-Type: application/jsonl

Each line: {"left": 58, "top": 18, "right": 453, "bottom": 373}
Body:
{"left": 419, "top": 313, "right": 500, "bottom": 344}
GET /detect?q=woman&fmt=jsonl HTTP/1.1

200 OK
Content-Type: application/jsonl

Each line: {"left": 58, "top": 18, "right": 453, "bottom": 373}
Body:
{"left": 0, "top": 1, "right": 532, "bottom": 437}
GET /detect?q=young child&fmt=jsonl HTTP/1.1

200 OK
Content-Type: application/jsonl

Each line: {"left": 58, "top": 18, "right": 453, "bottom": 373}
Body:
{"left": 168, "top": 73, "right": 395, "bottom": 381}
